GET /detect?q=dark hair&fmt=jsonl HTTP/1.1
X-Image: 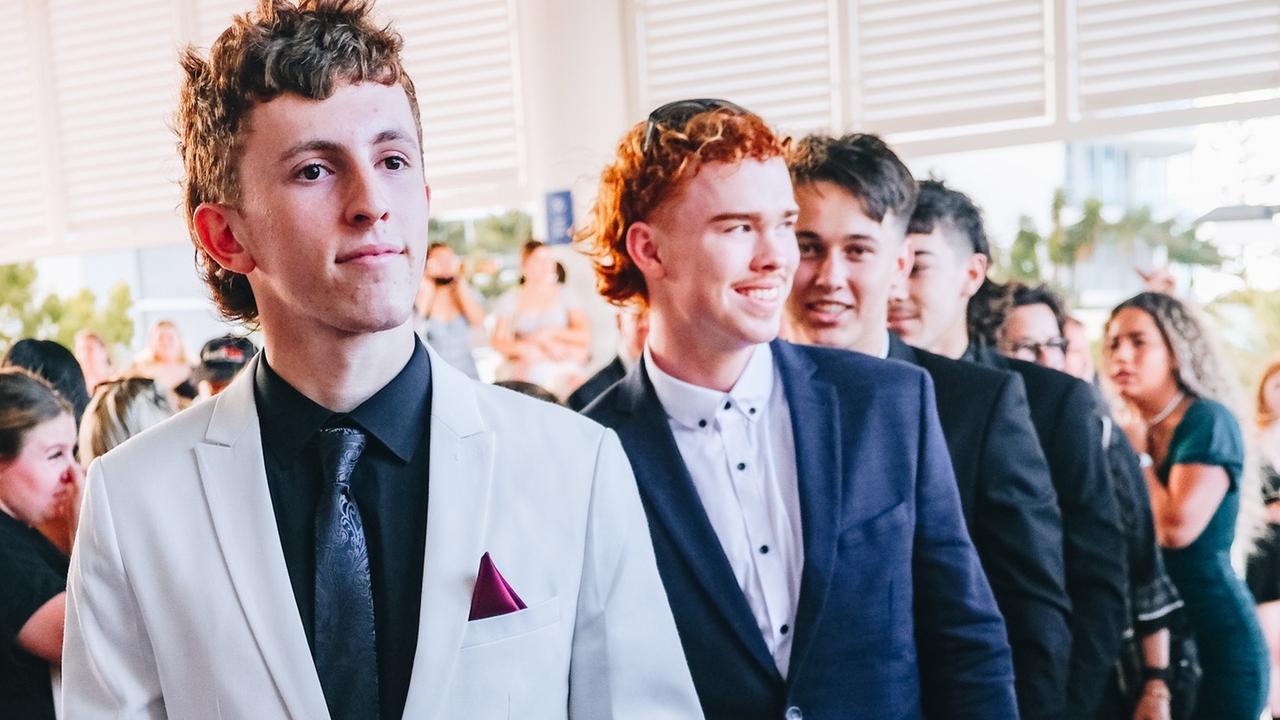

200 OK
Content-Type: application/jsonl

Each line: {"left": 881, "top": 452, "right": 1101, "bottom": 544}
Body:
{"left": 3, "top": 339, "right": 90, "bottom": 427}
{"left": 788, "top": 133, "right": 917, "bottom": 229}
{"left": 177, "top": 0, "right": 420, "bottom": 323}
{"left": 427, "top": 242, "right": 450, "bottom": 255}
{"left": 1007, "top": 282, "right": 1067, "bottom": 333}
{"left": 908, "top": 179, "right": 989, "bottom": 258}
{"left": 0, "top": 368, "right": 72, "bottom": 460}
{"left": 493, "top": 380, "right": 561, "bottom": 405}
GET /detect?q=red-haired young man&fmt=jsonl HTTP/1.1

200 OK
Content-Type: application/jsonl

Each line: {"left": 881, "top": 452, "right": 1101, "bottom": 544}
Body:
{"left": 578, "top": 99, "right": 1017, "bottom": 720}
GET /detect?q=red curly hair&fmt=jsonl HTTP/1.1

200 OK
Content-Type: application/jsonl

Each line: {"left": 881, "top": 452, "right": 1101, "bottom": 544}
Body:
{"left": 576, "top": 109, "right": 790, "bottom": 308}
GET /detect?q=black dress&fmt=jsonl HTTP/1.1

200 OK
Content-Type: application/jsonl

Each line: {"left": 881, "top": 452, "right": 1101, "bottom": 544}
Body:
{"left": 0, "top": 510, "right": 69, "bottom": 719}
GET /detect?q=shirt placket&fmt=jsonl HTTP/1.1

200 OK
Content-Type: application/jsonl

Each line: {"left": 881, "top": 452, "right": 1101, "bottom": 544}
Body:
{"left": 718, "top": 402, "right": 785, "bottom": 656}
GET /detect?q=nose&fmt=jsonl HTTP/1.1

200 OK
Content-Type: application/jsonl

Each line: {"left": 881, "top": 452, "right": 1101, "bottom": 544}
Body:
{"left": 751, "top": 225, "right": 793, "bottom": 277}
{"left": 344, "top": 166, "right": 390, "bottom": 227}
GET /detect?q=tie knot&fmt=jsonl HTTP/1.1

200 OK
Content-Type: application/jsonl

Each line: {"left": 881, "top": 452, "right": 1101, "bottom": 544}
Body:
{"left": 314, "top": 426, "right": 367, "bottom": 490}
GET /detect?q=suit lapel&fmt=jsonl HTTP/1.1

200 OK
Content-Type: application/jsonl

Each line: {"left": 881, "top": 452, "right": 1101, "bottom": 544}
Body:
{"left": 613, "top": 361, "right": 779, "bottom": 678}
{"left": 402, "top": 349, "right": 495, "bottom": 720}
{"left": 772, "top": 341, "right": 843, "bottom": 683}
{"left": 194, "top": 357, "right": 329, "bottom": 719}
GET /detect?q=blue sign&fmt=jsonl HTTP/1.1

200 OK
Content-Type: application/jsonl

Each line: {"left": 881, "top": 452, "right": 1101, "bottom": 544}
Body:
{"left": 545, "top": 190, "right": 574, "bottom": 245}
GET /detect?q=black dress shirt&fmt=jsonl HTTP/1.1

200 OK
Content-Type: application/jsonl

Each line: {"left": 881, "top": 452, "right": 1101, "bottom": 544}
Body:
{"left": 255, "top": 340, "right": 432, "bottom": 720}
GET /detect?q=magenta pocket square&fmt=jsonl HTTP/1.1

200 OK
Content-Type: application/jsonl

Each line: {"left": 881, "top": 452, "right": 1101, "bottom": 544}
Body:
{"left": 468, "top": 552, "right": 527, "bottom": 621}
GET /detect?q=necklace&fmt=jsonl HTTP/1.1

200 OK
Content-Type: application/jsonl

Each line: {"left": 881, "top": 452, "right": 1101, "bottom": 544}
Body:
{"left": 1145, "top": 391, "right": 1186, "bottom": 429}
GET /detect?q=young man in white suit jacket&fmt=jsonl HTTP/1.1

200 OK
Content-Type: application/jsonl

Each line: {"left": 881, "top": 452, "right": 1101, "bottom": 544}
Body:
{"left": 60, "top": 2, "right": 700, "bottom": 718}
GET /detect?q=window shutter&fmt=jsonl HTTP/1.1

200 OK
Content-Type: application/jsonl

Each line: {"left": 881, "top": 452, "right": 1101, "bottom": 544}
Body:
{"left": 1074, "top": 0, "right": 1280, "bottom": 115}
{"left": 634, "top": 0, "right": 839, "bottom": 134}
{"left": 0, "top": 7, "right": 47, "bottom": 244}
{"left": 374, "top": 0, "right": 525, "bottom": 201}
{"left": 853, "top": 0, "right": 1051, "bottom": 135}
{"left": 47, "top": 0, "right": 182, "bottom": 229}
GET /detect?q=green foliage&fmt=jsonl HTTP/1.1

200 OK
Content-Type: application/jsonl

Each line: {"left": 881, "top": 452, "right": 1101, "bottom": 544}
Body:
{"left": 1207, "top": 288, "right": 1280, "bottom": 394}
{"left": 1008, "top": 215, "right": 1044, "bottom": 283}
{"left": 0, "top": 262, "right": 134, "bottom": 355}
{"left": 472, "top": 210, "right": 533, "bottom": 255}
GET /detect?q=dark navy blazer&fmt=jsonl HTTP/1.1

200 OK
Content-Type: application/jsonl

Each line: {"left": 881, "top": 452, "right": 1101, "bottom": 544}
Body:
{"left": 584, "top": 340, "right": 1017, "bottom": 720}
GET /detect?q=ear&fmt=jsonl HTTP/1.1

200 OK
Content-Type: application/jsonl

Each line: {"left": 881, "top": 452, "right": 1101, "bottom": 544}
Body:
{"left": 192, "top": 202, "right": 255, "bottom": 275}
{"left": 624, "top": 221, "right": 665, "bottom": 280}
{"left": 889, "top": 235, "right": 914, "bottom": 300}
{"left": 960, "top": 253, "right": 988, "bottom": 299}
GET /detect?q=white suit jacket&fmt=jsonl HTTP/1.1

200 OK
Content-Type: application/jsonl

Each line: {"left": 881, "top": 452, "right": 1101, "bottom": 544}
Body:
{"left": 62, "top": 349, "right": 702, "bottom": 719}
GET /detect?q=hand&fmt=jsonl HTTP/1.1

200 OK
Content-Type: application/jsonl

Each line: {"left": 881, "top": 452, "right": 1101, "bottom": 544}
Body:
{"left": 1137, "top": 265, "right": 1176, "bottom": 295}
{"left": 1117, "top": 403, "right": 1149, "bottom": 455}
{"left": 38, "top": 462, "right": 84, "bottom": 555}
{"left": 1132, "top": 681, "right": 1171, "bottom": 720}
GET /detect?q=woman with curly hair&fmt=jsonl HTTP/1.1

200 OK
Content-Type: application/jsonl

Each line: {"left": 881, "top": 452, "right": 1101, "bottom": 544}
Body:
{"left": 1104, "top": 291, "right": 1267, "bottom": 719}
{"left": 1247, "top": 358, "right": 1280, "bottom": 718}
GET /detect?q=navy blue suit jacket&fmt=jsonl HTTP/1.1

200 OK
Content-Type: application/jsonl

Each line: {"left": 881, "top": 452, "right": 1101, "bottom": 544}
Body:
{"left": 584, "top": 340, "right": 1017, "bottom": 720}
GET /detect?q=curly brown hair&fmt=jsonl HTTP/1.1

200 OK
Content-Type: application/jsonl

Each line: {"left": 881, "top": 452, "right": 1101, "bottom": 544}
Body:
{"left": 176, "top": 0, "right": 421, "bottom": 323}
{"left": 575, "top": 106, "right": 789, "bottom": 309}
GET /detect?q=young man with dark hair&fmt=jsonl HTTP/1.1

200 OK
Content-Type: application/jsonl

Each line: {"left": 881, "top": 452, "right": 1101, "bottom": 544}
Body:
{"left": 62, "top": 2, "right": 700, "bottom": 718}
{"left": 894, "top": 179, "right": 1129, "bottom": 720}
{"left": 579, "top": 100, "right": 1016, "bottom": 720}
{"left": 784, "top": 132, "right": 1073, "bottom": 720}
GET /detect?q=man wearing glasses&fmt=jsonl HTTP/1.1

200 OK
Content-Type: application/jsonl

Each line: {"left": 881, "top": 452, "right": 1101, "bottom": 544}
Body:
{"left": 578, "top": 99, "right": 1016, "bottom": 720}
{"left": 893, "top": 179, "right": 1128, "bottom": 720}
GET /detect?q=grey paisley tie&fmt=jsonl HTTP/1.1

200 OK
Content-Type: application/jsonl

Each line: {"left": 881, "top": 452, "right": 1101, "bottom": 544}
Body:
{"left": 313, "top": 426, "right": 379, "bottom": 720}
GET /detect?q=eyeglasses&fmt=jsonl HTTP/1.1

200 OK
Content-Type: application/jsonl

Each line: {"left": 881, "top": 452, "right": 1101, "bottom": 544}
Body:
{"left": 1004, "top": 337, "right": 1069, "bottom": 361}
{"left": 640, "top": 98, "right": 750, "bottom": 155}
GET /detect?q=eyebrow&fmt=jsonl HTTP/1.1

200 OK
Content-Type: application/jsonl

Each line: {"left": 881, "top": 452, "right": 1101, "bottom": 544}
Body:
{"left": 796, "top": 230, "right": 878, "bottom": 243}
{"left": 277, "top": 128, "right": 419, "bottom": 163}
{"left": 708, "top": 209, "right": 800, "bottom": 223}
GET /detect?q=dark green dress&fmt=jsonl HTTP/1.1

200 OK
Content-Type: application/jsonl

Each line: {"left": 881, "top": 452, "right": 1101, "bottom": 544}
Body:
{"left": 1157, "top": 399, "right": 1268, "bottom": 720}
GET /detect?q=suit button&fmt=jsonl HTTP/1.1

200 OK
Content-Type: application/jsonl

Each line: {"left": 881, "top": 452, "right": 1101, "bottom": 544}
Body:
{"left": 785, "top": 707, "right": 803, "bottom": 720}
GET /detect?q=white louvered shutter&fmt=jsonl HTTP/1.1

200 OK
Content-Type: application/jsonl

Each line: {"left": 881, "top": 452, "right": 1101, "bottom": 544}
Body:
{"left": 375, "top": 0, "right": 525, "bottom": 201}
{"left": 0, "top": 6, "right": 48, "bottom": 249}
{"left": 853, "top": 0, "right": 1051, "bottom": 135}
{"left": 634, "top": 0, "right": 838, "bottom": 134}
{"left": 1073, "top": 0, "right": 1280, "bottom": 115}
{"left": 47, "top": 0, "right": 183, "bottom": 229}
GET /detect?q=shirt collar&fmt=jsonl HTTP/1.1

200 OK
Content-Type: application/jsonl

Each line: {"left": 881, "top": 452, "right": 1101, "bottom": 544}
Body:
{"left": 644, "top": 343, "right": 774, "bottom": 431}
{"left": 254, "top": 338, "right": 432, "bottom": 464}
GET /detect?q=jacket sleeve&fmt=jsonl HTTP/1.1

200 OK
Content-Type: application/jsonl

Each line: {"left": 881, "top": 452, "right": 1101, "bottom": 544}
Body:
{"left": 569, "top": 428, "right": 705, "bottom": 719}
{"left": 971, "top": 373, "right": 1072, "bottom": 720}
{"left": 62, "top": 460, "right": 167, "bottom": 718}
{"left": 912, "top": 372, "right": 1019, "bottom": 719}
{"left": 1052, "top": 382, "right": 1128, "bottom": 720}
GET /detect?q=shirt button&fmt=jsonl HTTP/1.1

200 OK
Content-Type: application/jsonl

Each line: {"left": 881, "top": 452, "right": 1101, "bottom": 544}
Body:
{"left": 785, "top": 706, "right": 803, "bottom": 720}
{"left": 736, "top": 462, "right": 746, "bottom": 471}
{"left": 780, "top": 623, "right": 790, "bottom": 635}
{"left": 723, "top": 401, "right": 731, "bottom": 411}
{"left": 749, "top": 407, "right": 756, "bottom": 414}
{"left": 759, "top": 545, "right": 769, "bottom": 554}
{"left": 698, "top": 419, "right": 707, "bottom": 428}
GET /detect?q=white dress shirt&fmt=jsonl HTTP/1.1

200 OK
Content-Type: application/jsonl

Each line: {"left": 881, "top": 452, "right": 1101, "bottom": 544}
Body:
{"left": 644, "top": 343, "right": 804, "bottom": 676}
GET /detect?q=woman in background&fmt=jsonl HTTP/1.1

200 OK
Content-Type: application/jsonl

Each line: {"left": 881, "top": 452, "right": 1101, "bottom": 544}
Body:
{"left": 3, "top": 338, "right": 91, "bottom": 427}
{"left": 128, "top": 320, "right": 192, "bottom": 407}
{"left": 0, "top": 368, "right": 80, "bottom": 719}
{"left": 491, "top": 240, "right": 590, "bottom": 396}
{"left": 79, "top": 377, "right": 174, "bottom": 465}
{"left": 74, "top": 330, "right": 115, "bottom": 394}
{"left": 415, "top": 242, "right": 485, "bottom": 379}
{"left": 1247, "top": 359, "right": 1280, "bottom": 719}
{"left": 1104, "top": 291, "right": 1267, "bottom": 720}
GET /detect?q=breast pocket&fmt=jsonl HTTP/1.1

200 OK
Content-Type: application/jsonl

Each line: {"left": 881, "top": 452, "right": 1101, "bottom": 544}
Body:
{"left": 447, "top": 596, "right": 567, "bottom": 720}
{"left": 837, "top": 500, "right": 911, "bottom": 548}
{"left": 461, "top": 595, "right": 561, "bottom": 648}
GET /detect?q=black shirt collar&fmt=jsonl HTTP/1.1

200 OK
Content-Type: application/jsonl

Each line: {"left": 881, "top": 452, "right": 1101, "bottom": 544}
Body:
{"left": 254, "top": 339, "right": 433, "bottom": 465}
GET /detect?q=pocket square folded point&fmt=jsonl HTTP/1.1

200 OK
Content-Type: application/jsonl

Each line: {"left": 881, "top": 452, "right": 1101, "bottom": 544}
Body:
{"left": 468, "top": 552, "right": 527, "bottom": 621}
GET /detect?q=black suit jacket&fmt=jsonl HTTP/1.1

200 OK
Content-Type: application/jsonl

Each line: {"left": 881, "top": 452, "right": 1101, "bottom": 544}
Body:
{"left": 888, "top": 335, "right": 1071, "bottom": 720}
{"left": 566, "top": 356, "right": 627, "bottom": 411}
{"left": 585, "top": 341, "right": 1017, "bottom": 720}
{"left": 967, "top": 345, "right": 1128, "bottom": 720}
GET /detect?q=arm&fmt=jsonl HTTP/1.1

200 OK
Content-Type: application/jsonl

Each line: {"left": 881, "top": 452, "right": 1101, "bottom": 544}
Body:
{"left": 913, "top": 373, "right": 1018, "bottom": 719}
{"left": 1131, "top": 629, "right": 1172, "bottom": 720}
{"left": 972, "top": 375, "right": 1072, "bottom": 720}
{"left": 453, "top": 279, "right": 487, "bottom": 328}
{"left": 1146, "top": 464, "right": 1229, "bottom": 549}
{"left": 1050, "top": 382, "right": 1128, "bottom": 720}
{"left": 63, "top": 460, "right": 166, "bottom": 718}
{"left": 15, "top": 592, "right": 65, "bottom": 664}
{"left": 569, "top": 429, "right": 703, "bottom": 719}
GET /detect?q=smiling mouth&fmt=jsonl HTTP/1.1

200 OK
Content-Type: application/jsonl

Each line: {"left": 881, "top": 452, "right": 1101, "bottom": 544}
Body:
{"left": 336, "top": 246, "right": 404, "bottom": 264}
{"left": 738, "top": 286, "right": 781, "bottom": 302}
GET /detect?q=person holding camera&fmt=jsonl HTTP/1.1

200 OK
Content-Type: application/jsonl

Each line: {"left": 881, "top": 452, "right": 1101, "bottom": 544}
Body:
{"left": 414, "top": 242, "right": 486, "bottom": 379}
